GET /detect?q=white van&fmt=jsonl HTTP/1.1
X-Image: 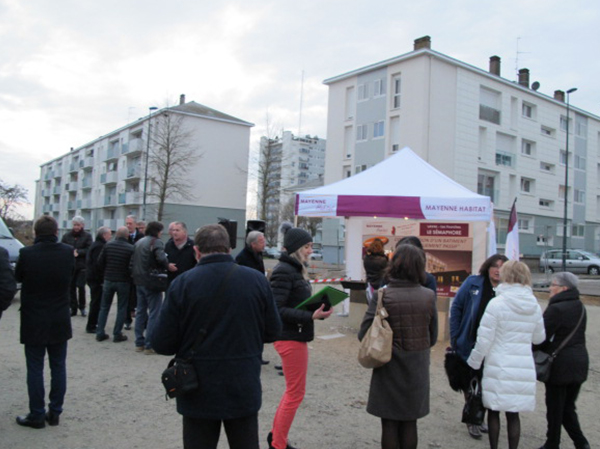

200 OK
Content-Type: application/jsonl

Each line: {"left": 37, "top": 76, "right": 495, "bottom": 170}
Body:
{"left": 0, "top": 217, "right": 24, "bottom": 270}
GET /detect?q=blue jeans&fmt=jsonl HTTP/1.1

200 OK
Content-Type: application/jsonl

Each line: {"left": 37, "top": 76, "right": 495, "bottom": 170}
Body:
{"left": 25, "top": 342, "right": 68, "bottom": 419}
{"left": 135, "top": 285, "right": 162, "bottom": 349}
{"left": 96, "top": 280, "right": 130, "bottom": 337}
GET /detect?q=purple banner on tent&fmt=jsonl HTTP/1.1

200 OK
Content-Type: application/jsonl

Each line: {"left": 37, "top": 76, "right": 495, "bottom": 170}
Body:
{"left": 337, "top": 195, "right": 425, "bottom": 219}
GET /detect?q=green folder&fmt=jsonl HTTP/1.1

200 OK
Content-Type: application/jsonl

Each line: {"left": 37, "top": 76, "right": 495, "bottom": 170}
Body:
{"left": 294, "top": 286, "right": 349, "bottom": 312}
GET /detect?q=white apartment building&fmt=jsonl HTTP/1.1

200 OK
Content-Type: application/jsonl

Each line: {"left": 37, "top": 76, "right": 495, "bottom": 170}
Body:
{"left": 35, "top": 97, "right": 253, "bottom": 244}
{"left": 259, "top": 131, "right": 325, "bottom": 240}
{"left": 321, "top": 36, "right": 600, "bottom": 259}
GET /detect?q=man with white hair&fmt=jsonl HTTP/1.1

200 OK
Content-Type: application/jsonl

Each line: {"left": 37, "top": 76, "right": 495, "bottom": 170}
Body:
{"left": 235, "top": 231, "right": 266, "bottom": 274}
{"left": 61, "top": 216, "right": 93, "bottom": 317}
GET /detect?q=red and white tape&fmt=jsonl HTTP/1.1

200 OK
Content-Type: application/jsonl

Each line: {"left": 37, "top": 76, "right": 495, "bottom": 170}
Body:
{"left": 309, "top": 278, "right": 346, "bottom": 284}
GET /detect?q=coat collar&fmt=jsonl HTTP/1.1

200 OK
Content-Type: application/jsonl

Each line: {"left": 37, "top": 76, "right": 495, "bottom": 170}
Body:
{"left": 548, "top": 288, "right": 580, "bottom": 305}
{"left": 198, "top": 253, "right": 233, "bottom": 266}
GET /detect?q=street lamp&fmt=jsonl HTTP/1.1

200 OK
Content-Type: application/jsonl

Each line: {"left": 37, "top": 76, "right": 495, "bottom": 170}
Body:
{"left": 142, "top": 106, "right": 158, "bottom": 220}
{"left": 561, "top": 87, "right": 577, "bottom": 272}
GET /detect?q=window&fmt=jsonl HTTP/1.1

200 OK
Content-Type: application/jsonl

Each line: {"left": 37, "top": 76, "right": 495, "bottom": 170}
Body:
{"left": 541, "top": 126, "right": 555, "bottom": 137}
{"left": 357, "top": 83, "right": 369, "bottom": 102}
{"left": 356, "top": 124, "right": 368, "bottom": 141}
{"left": 392, "top": 74, "right": 401, "bottom": 109}
{"left": 495, "top": 133, "right": 515, "bottom": 168}
{"left": 477, "top": 171, "right": 497, "bottom": 203}
{"left": 373, "top": 121, "right": 384, "bottom": 138}
{"left": 574, "top": 155, "right": 586, "bottom": 170}
{"left": 355, "top": 164, "right": 367, "bottom": 174}
{"left": 520, "top": 177, "right": 534, "bottom": 193}
{"left": 496, "top": 152, "right": 513, "bottom": 167}
{"left": 556, "top": 225, "right": 571, "bottom": 238}
{"left": 537, "top": 235, "right": 554, "bottom": 246}
{"left": 540, "top": 161, "right": 555, "bottom": 173}
{"left": 574, "top": 189, "right": 585, "bottom": 204}
{"left": 521, "top": 139, "right": 535, "bottom": 156}
{"left": 344, "top": 126, "right": 353, "bottom": 159}
{"left": 559, "top": 185, "right": 570, "bottom": 200}
{"left": 539, "top": 198, "right": 553, "bottom": 208}
{"left": 576, "top": 120, "right": 587, "bottom": 137}
{"left": 560, "top": 115, "right": 569, "bottom": 132}
{"left": 373, "top": 79, "right": 385, "bottom": 97}
{"left": 345, "top": 86, "right": 355, "bottom": 120}
{"left": 518, "top": 216, "right": 533, "bottom": 233}
{"left": 522, "top": 102, "right": 535, "bottom": 119}
{"left": 572, "top": 224, "right": 585, "bottom": 237}
{"left": 559, "top": 150, "right": 570, "bottom": 165}
{"left": 390, "top": 116, "right": 400, "bottom": 153}
{"left": 479, "top": 87, "right": 501, "bottom": 124}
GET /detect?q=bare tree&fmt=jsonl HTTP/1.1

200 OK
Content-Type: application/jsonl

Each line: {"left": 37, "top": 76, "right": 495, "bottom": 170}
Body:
{"left": 147, "top": 110, "right": 202, "bottom": 221}
{"left": 0, "top": 179, "right": 28, "bottom": 221}
{"left": 281, "top": 196, "right": 321, "bottom": 237}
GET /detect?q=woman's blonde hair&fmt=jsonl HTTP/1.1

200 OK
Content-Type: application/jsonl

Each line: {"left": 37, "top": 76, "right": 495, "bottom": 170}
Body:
{"left": 499, "top": 260, "right": 532, "bottom": 286}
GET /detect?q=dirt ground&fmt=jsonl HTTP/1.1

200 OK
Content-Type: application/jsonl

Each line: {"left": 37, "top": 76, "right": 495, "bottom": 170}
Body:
{"left": 0, "top": 289, "right": 598, "bottom": 449}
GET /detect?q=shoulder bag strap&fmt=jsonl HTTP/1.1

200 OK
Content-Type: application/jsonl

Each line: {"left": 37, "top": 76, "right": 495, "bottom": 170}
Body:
{"left": 551, "top": 305, "right": 585, "bottom": 357}
{"left": 376, "top": 288, "right": 389, "bottom": 319}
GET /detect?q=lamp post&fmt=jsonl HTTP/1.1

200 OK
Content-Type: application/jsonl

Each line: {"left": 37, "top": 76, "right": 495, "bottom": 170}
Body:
{"left": 142, "top": 106, "right": 158, "bottom": 220}
{"left": 561, "top": 88, "right": 577, "bottom": 272}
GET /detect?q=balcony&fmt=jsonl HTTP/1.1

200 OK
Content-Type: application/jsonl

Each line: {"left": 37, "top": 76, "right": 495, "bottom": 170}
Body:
{"left": 126, "top": 165, "right": 142, "bottom": 179}
{"left": 104, "top": 195, "right": 117, "bottom": 207}
{"left": 67, "top": 200, "right": 77, "bottom": 210}
{"left": 82, "top": 157, "right": 94, "bottom": 169}
{"left": 100, "top": 171, "right": 118, "bottom": 184}
{"left": 53, "top": 186, "right": 62, "bottom": 194}
{"left": 81, "top": 177, "right": 92, "bottom": 189}
{"left": 80, "top": 198, "right": 92, "bottom": 209}
{"left": 124, "top": 138, "right": 143, "bottom": 156}
{"left": 118, "top": 191, "right": 141, "bottom": 205}
{"left": 53, "top": 169, "right": 62, "bottom": 179}
{"left": 42, "top": 204, "right": 53, "bottom": 213}
{"left": 44, "top": 170, "right": 54, "bottom": 180}
{"left": 104, "top": 147, "right": 119, "bottom": 161}
{"left": 98, "top": 218, "right": 118, "bottom": 230}
{"left": 69, "top": 162, "right": 79, "bottom": 173}
{"left": 41, "top": 189, "right": 51, "bottom": 197}
{"left": 67, "top": 182, "right": 78, "bottom": 191}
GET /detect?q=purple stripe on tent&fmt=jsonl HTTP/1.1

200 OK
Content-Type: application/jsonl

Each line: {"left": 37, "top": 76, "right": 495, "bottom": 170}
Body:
{"left": 337, "top": 195, "right": 426, "bottom": 219}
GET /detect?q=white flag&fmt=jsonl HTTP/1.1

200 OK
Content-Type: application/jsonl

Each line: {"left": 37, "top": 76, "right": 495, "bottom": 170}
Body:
{"left": 487, "top": 218, "right": 497, "bottom": 257}
{"left": 505, "top": 201, "right": 519, "bottom": 261}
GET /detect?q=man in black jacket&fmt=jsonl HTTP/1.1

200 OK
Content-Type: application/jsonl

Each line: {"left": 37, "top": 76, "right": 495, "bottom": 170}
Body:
{"left": 61, "top": 216, "right": 92, "bottom": 317}
{"left": 96, "top": 227, "right": 134, "bottom": 343}
{"left": 125, "top": 215, "right": 143, "bottom": 329}
{"left": 165, "top": 221, "right": 197, "bottom": 284}
{"left": 235, "top": 231, "right": 266, "bottom": 274}
{"left": 15, "top": 215, "right": 73, "bottom": 428}
{"left": 154, "top": 224, "right": 281, "bottom": 449}
{"left": 0, "top": 246, "right": 16, "bottom": 320}
{"left": 85, "top": 226, "right": 112, "bottom": 334}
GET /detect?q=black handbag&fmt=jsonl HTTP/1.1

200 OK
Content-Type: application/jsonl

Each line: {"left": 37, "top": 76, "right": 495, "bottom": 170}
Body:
{"left": 461, "top": 375, "right": 485, "bottom": 425}
{"left": 160, "top": 264, "right": 238, "bottom": 400}
{"left": 148, "top": 238, "right": 168, "bottom": 292}
{"left": 533, "top": 306, "right": 585, "bottom": 382}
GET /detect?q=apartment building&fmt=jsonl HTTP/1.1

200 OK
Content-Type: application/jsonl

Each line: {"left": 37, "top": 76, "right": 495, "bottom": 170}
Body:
{"left": 35, "top": 97, "right": 253, "bottom": 243}
{"left": 321, "top": 36, "right": 600, "bottom": 258}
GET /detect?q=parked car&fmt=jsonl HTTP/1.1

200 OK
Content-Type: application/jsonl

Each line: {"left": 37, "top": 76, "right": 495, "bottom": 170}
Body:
{"left": 263, "top": 247, "right": 281, "bottom": 259}
{"left": 309, "top": 249, "right": 323, "bottom": 260}
{"left": 0, "top": 217, "right": 23, "bottom": 271}
{"left": 539, "top": 249, "right": 600, "bottom": 275}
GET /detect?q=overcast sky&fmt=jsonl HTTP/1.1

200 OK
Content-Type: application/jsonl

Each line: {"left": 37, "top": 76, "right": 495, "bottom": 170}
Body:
{"left": 1, "top": 0, "right": 599, "bottom": 219}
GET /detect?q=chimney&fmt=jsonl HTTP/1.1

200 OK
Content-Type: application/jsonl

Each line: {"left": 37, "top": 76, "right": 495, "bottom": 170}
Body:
{"left": 179, "top": 94, "right": 186, "bottom": 105}
{"left": 489, "top": 56, "right": 501, "bottom": 76}
{"left": 518, "top": 68, "right": 530, "bottom": 88}
{"left": 414, "top": 36, "right": 431, "bottom": 51}
{"left": 554, "top": 90, "right": 565, "bottom": 102}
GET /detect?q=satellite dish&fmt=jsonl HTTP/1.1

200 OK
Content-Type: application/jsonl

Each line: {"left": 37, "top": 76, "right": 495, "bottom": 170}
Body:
{"left": 532, "top": 81, "right": 540, "bottom": 91}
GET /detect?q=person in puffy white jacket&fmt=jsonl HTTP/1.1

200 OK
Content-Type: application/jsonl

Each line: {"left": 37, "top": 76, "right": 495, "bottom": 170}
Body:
{"left": 467, "top": 261, "right": 545, "bottom": 449}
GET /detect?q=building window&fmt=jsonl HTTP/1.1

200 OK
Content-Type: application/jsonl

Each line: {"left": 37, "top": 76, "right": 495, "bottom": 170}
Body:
{"left": 559, "top": 150, "right": 570, "bottom": 166}
{"left": 522, "top": 102, "right": 535, "bottom": 119}
{"left": 576, "top": 120, "right": 587, "bottom": 137}
{"left": 521, "top": 139, "right": 535, "bottom": 156}
{"left": 574, "top": 189, "right": 585, "bottom": 204}
{"left": 357, "top": 83, "right": 369, "bottom": 102}
{"left": 537, "top": 235, "right": 554, "bottom": 246}
{"left": 541, "top": 125, "right": 555, "bottom": 137}
{"left": 496, "top": 152, "right": 513, "bottom": 167}
{"left": 520, "top": 177, "right": 534, "bottom": 194}
{"left": 574, "top": 155, "right": 586, "bottom": 170}
{"left": 560, "top": 115, "right": 569, "bottom": 132}
{"left": 344, "top": 126, "right": 353, "bottom": 159}
{"left": 356, "top": 124, "right": 368, "bottom": 142}
{"left": 355, "top": 164, "right": 367, "bottom": 174}
{"left": 559, "top": 185, "right": 570, "bottom": 200}
{"left": 477, "top": 171, "right": 497, "bottom": 203}
{"left": 518, "top": 216, "right": 533, "bottom": 233}
{"left": 373, "top": 79, "right": 385, "bottom": 97}
{"left": 392, "top": 74, "right": 401, "bottom": 109}
{"left": 572, "top": 224, "right": 585, "bottom": 237}
{"left": 479, "top": 86, "right": 501, "bottom": 124}
{"left": 345, "top": 86, "right": 355, "bottom": 120}
{"left": 540, "top": 161, "right": 555, "bottom": 173}
{"left": 539, "top": 198, "right": 553, "bottom": 208}
{"left": 373, "top": 121, "right": 384, "bottom": 139}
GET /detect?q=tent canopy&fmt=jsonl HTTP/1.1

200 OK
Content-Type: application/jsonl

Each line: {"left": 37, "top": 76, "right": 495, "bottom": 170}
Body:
{"left": 295, "top": 147, "right": 491, "bottom": 221}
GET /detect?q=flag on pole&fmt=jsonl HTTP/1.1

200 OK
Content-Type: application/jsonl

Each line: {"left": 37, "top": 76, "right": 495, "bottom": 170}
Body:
{"left": 487, "top": 212, "right": 497, "bottom": 257}
{"left": 505, "top": 199, "right": 519, "bottom": 261}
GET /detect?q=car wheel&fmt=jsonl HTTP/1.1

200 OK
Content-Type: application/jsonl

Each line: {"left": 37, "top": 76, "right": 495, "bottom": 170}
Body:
{"left": 588, "top": 266, "right": 599, "bottom": 276}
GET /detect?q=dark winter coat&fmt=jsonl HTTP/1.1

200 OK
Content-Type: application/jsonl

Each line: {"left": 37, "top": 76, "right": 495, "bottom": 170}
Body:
{"left": 153, "top": 253, "right": 282, "bottom": 419}
{"left": 363, "top": 253, "right": 388, "bottom": 289}
{"left": 61, "top": 230, "right": 92, "bottom": 269}
{"left": 86, "top": 237, "right": 106, "bottom": 287}
{"left": 128, "top": 229, "right": 144, "bottom": 245}
{"left": 359, "top": 279, "right": 437, "bottom": 420}
{"left": 165, "top": 237, "right": 197, "bottom": 283}
{"left": 98, "top": 237, "right": 134, "bottom": 283}
{"left": 535, "top": 288, "right": 588, "bottom": 385}
{"left": 0, "top": 247, "right": 16, "bottom": 318}
{"left": 235, "top": 245, "right": 265, "bottom": 274}
{"left": 270, "top": 253, "right": 314, "bottom": 342}
{"left": 131, "top": 236, "right": 169, "bottom": 287}
{"left": 15, "top": 235, "right": 74, "bottom": 345}
{"left": 449, "top": 275, "right": 486, "bottom": 361}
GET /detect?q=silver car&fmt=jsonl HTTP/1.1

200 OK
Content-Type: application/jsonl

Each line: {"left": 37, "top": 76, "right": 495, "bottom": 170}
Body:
{"left": 540, "top": 249, "right": 600, "bottom": 275}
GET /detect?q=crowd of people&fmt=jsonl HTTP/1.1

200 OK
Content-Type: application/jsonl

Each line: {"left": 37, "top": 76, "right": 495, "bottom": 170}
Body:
{"left": 0, "top": 219, "right": 591, "bottom": 449}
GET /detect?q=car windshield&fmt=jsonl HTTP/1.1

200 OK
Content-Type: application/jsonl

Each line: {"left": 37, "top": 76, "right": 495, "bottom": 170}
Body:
{"left": 0, "top": 219, "right": 13, "bottom": 238}
{"left": 578, "top": 250, "right": 596, "bottom": 259}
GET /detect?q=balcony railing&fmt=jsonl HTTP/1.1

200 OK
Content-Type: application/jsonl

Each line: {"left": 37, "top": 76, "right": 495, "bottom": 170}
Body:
{"left": 80, "top": 199, "right": 92, "bottom": 209}
{"left": 126, "top": 165, "right": 142, "bottom": 179}
{"left": 81, "top": 178, "right": 92, "bottom": 189}
{"left": 104, "top": 147, "right": 119, "bottom": 161}
{"left": 118, "top": 191, "right": 141, "bottom": 205}
{"left": 104, "top": 195, "right": 117, "bottom": 206}
{"left": 100, "top": 171, "right": 118, "bottom": 184}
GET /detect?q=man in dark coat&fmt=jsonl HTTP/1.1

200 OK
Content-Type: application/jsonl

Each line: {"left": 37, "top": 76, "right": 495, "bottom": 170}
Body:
{"left": 125, "top": 215, "right": 144, "bottom": 329}
{"left": 61, "top": 215, "right": 92, "bottom": 317}
{"left": 0, "top": 246, "right": 17, "bottom": 320}
{"left": 164, "top": 221, "right": 197, "bottom": 284}
{"left": 85, "top": 226, "right": 112, "bottom": 334}
{"left": 153, "top": 224, "right": 281, "bottom": 449}
{"left": 96, "top": 227, "right": 134, "bottom": 343}
{"left": 15, "top": 215, "right": 74, "bottom": 428}
{"left": 235, "top": 231, "right": 266, "bottom": 274}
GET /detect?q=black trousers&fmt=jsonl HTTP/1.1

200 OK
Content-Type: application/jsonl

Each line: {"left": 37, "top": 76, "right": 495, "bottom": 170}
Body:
{"left": 182, "top": 413, "right": 259, "bottom": 449}
{"left": 86, "top": 284, "right": 102, "bottom": 331}
{"left": 70, "top": 267, "right": 86, "bottom": 312}
{"left": 544, "top": 383, "right": 589, "bottom": 449}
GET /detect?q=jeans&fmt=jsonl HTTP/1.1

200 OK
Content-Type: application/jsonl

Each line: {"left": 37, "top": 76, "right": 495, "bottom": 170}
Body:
{"left": 182, "top": 413, "right": 258, "bottom": 449}
{"left": 544, "top": 383, "right": 589, "bottom": 449}
{"left": 96, "top": 280, "right": 130, "bottom": 337}
{"left": 271, "top": 340, "right": 308, "bottom": 449}
{"left": 135, "top": 285, "right": 162, "bottom": 349}
{"left": 25, "top": 342, "right": 68, "bottom": 419}
{"left": 86, "top": 284, "right": 103, "bottom": 331}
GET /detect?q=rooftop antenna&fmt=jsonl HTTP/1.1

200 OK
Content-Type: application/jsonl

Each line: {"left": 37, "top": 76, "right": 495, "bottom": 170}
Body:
{"left": 515, "top": 37, "right": 530, "bottom": 81}
{"left": 298, "top": 70, "right": 304, "bottom": 136}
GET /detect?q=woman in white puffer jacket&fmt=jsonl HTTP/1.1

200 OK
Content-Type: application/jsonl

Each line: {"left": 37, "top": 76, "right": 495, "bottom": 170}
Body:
{"left": 467, "top": 261, "right": 545, "bottom": 449}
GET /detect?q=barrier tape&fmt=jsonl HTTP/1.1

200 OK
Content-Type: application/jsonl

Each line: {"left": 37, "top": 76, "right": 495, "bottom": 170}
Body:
{"left": 309, "top": 278, "right": 346, "bottom": 284}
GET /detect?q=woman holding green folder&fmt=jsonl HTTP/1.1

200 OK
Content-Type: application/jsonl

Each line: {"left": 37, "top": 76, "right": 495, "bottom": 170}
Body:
{"left": 267, "top": 224, "right": 333, "bottom": 449}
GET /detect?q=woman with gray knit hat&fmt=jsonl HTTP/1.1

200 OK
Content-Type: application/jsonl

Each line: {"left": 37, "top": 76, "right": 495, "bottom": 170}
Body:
{"left": 267, "top": 222, "right": 333, "bottom": 449}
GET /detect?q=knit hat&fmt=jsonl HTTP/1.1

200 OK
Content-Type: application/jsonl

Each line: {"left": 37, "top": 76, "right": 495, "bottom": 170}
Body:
{"left": 282, "top": 225, "right": 312, "bottom": 254}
